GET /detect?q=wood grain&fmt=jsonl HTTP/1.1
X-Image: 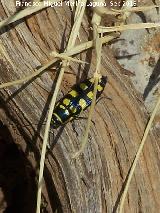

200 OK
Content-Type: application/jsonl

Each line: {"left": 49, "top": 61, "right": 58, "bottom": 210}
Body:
{"left": 0, "top": 2, "right": 160, "bottom": 212}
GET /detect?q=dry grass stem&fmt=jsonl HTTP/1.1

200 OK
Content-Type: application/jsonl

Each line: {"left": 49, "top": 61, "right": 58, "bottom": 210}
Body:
{"left": 98, "top": 22, "right": 160, "bottom": 33}
{"left": 72, "top": 0, "right": 104, "bottom": 158}
{"left": 0, "top": 59, "right": 56, "bottom": 89}
{"left": 2, "top": 0, "right": 158, "bottom": 211}
{"left": 119, "top": 96, "right": 160, "bottom": 213}
{"left": 1, "top": 0, "right": 159, "bottom": 212}
{"left": 0, "top": 0, "right": 62, "bottom": 29}
{"left": 72, "top": 75, "right": 100, "bottom": 158}
{"left": 117, "top": 0, "right": 135, "bottom": 21}
{"left": 36, "top": 1, "right": 87, "bottom": 212}
{"left": 50, "top": 52, "right": 89, "bottom": 64}
{"left": 36, "top": 64, "right": 67, "bottom": 213}
{"left": 0, "top": 34, "right": 118, "bottom": 89}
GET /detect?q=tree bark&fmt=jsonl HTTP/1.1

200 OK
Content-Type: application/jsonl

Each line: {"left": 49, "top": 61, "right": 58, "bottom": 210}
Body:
{"left": 0, "top": 2, "right": 160, "bottom": 213}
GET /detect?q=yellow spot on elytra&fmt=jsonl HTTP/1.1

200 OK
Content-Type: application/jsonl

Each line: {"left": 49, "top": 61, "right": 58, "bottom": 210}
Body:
{"left": 60, "top": 105, "right": 65, "bottom": 109}
{"left": 87, "top": 91, "right": 93, "bottom": 99}
{"left": 72, "top": 108, "right": 77, "bottom": 113}
{"left": 69, "top": 90, "right": 78, "bottom": 97}
{"left": 80, "top": 83, "right": 88, "bottom": 90}
{"left": 79, "top": 99, "right": 87, "bottom": 109}
{"left": 97, "top": 85, "right": 103, "bottom": 91}
{"left": 70, "top": 105, "right": 77, "bottom": 113}
{"left": 63, "top": 98, "right": 70, "bottom": 106}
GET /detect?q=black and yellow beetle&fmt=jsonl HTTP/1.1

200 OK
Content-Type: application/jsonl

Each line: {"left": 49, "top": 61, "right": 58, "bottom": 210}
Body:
{"left": 51, "top": 75, "right": 107, "bottom": 128}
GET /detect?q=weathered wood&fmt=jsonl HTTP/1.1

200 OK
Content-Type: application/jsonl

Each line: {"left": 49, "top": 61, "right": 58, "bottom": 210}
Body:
{"left": 0, "top": 2, "right": 160, "bottom": 213}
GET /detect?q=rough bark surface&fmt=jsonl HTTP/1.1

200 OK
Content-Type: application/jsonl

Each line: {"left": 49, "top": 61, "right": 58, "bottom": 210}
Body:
{"left": 0, "top": 1, "right": 160, "bottom": 213}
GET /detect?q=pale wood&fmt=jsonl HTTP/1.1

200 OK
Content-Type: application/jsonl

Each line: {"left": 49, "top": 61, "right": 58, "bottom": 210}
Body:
{"left": 0, "top": 2, "right": 160, "bottom": 213}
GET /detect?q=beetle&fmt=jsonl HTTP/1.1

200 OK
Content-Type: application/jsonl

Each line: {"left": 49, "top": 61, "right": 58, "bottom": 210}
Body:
{"left": 51, "top": 75, "right": 107, "bottom": 128}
